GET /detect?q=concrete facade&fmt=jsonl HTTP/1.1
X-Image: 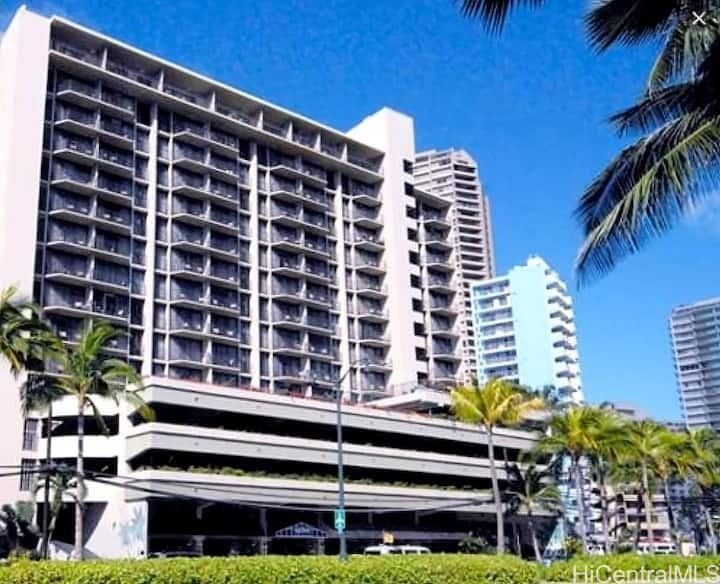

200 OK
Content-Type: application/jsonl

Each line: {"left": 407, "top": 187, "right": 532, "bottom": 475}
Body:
{"left": 471, "top": 256, "right": 583, "bottom": 403}
{"left": 414, "top": 149, "right": 494, "bottom": 384}
{"left": 670, "top": 297, "right": 720, "bottom": 430}
{"left": 0, "top": 8, "right": 542, "bottom": 557}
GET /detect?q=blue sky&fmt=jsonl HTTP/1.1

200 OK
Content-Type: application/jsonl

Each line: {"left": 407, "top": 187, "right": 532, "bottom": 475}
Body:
{"left": 3, "top": 0, "right": 719, "bottom": 421}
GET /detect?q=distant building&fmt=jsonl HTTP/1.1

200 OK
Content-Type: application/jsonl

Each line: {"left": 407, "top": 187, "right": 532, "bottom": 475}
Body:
{"left": 414, "top": 149, "right": 494, "bottom": 384}
{"left": 670, "top": 297, "right": 720, "bottom": 430}
{"left": 470, "top": 256, "right": 583, "bottom": 404}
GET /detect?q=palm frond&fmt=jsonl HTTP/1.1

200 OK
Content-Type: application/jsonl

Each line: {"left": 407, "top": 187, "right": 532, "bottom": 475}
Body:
{"left": 575, "top": 112, "right": 720, "bottom": 283}
{"left": 648, "top": 17, "right": 719, "bottom": 90}
{"left": 610, "top": 83, "right": 698, "bottom": 136}
{"left": 585, "top": 0, "right": 678, "bottom": 51}
{"left": 458, "top": 0, "right": 546, "bottom": 33}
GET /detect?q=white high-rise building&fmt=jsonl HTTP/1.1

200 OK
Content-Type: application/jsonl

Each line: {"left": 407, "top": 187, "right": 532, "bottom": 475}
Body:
{"left": 0, "top": 8, "right": 548, "bottom": 558}
{"left": 414, "top": 149, "right": 494, "bottom": 384}
{"left": 670, "top": 297, "right": 720, "bottom": 430}
{"left": 470, "top": 256, "right": 583, "bottom": 403}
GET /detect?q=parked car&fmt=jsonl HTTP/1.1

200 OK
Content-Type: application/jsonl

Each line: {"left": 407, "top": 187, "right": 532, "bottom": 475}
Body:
{"left": 637, "top": 542, "right": 676, "bottom": 555}
{"left": 364, "top": 544, "right": 430, "bottom": 555}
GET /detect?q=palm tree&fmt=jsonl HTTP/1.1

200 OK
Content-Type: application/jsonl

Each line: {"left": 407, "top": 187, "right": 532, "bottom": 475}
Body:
{"left": 536, "top": 406, "right": 603, "bottom": 553}
{"left": 451, "top": 379, "right": 544, "bottom": 553}
{"left": 20, "top": 372, "right": 66, "bottom": 559}
{"left": 587, "top": 410, "right": 632, "bottom": 553}
{"left": 0, "top": 286, "right": 51, "bottom": 377}
{"left": 624, "top": 420, "right": 670, "bottom": 548}
{"left": 685, "top": 428, "right": 720, "bottom": 553}
{"left": 33, "top": 467, "right": 76, "bottom": 557}
{"left": 53, "top": 321, "right": 152, "bottom": 560}
{"left": 506, "top": 463, "right": 562, "bottom": 562}
{"left": 649, "top": 429, "right": 698, "bottom": 550}
{"left": 456, "top": 2, "right": 720, "bottom": 282}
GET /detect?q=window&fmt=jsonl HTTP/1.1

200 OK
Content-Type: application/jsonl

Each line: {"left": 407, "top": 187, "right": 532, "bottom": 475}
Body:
{"left": 19, "top": 459, "right": 36, "bottom": 491}
{"left": 404, "top": 182, "right": 414, "bottom": 196}
{"left": 406, "top": 205, "right": 417, "bottom": 219}
{"left": 413, "top": 322, "right": 425, "bottom": 336}
{"left": 22, "top": 419, "right": 38, "bottom": 451}
{"left": 415, "top": 348, "right": 427, "bottom": 361}
{"left": 403, "top": 159, "right": 414, "bottom": 174}
{"left": 409, "top": 251, "right": 419, "bottom": 265}
{"left": 412, "top": 298, "right": 423, "bottom": 312}
{"left": 410, "top": 275, "right": 421, "bottom": 288}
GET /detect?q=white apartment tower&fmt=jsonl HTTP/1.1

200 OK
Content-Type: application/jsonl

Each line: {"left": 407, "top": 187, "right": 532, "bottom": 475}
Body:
{"left": 471, "top": 256, "right": 583, "bottom": 404}
{"left": 414, "top": 149, "right": 494, "bottom": 384}
{"left": 670, "top": 297, "right": 720, "bottom": 430}
{"left": 0, "top": 8, "right": 503, "bottom": 556}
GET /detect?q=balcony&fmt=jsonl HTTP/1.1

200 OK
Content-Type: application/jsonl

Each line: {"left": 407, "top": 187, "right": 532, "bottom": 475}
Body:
{"left": 354, "top": 278, "right": 387, "bottom": 298}
{"left": 271, "top": 206, "right": 329, "bottom": 233}
{"left": 430, "top": 319, "right": 460, "bottom": 338}
{"left": 355, "top": 302, "right": 387, "bottom": 322}
{"left": 358, "top": 327, "right": 389, "bottom": 346}
{"left": 423, "top": 229, "right": 453, "bottom": 251}
{"left": 352, "top": 205, "right": 382, "bottom": 227}
{"left": 216, "top": 104, "right": 259, "bottom": 128}
{"left": 353, "top": 231, "right": 384, "bottom": 251}
{"left": 105, "top": 59, "right": 157, "bottom": 87}
{"left": 423, "top": 252, "right": 453, "bottom": 272}
{"left": 354, "top": 254, "right": 384, "bottom": 275}
{"left": 420, "top": 210, "right": 451, "bottom": 228}
{"left": 428, "top": 296, "right": 456, "bottom": 316}
{"left": 350, "top": 182, "right": 380, "bottom": 205}
{"left": 424, "top": 275, "right": 454, "bottom": 292}
{"left": 52, "top": 41, "right": 102, "bottom": 66}
{"left": 270, "top": 157, "right": 327, "bottom": 187}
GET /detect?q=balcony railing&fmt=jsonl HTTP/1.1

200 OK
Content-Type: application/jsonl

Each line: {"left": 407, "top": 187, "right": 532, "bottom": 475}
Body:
{"left": 106, "top": 60, "right": 156, "bottom": 87}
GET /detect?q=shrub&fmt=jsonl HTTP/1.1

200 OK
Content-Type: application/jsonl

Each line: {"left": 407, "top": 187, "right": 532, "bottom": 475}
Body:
{"left": 0, "top": 555, "right": 541, "bottom": 584}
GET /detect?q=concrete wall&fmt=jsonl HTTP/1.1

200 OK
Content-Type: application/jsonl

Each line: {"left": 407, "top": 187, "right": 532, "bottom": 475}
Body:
{"left": 348, "top": 109, "right": 420, "bottom": 388}
{"left": 0, "top": 7, "right": 51, "bottom": 505}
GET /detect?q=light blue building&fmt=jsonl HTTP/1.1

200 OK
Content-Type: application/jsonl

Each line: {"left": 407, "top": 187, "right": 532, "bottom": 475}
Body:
{"left": 470, "top": 256, "right": 583, "bottom": 403}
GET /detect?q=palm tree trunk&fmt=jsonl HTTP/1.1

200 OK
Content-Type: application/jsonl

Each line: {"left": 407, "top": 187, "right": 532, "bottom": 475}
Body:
{"left": 633, "top": 494, "right": 642, "bottom": 552}
{"left": 662, "top": 478, "right": 678, "bottom": 550}
{"left": 641, "top": 464, "right": 655, "bottom": 549}
{"left": 573, "top": 456, "right": 588, "bottom": 553}
{"left": 486, "top": 429, "right": 505, "bottom": 554}
{"left": 599, "top": 469, "right": 611, "bottom": 554}
{"left": 41, "top": 403, "right": 52, "bottom": 560}
{"left": 704, "top": 505, "right": 717, "bottom": 554}
{"left": 74, "top": 401, "right": 85, "bottom": 561}
{"left": 528, "top": 510, "right": 542, "bottom": 563}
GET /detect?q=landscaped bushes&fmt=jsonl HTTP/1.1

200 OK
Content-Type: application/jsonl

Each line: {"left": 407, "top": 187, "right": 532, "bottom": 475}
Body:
{"left": 0, "top": 555, "right": 541, "bottom": 584}
{"left": 3, "top": 554, "right": 720, "bottom": 584}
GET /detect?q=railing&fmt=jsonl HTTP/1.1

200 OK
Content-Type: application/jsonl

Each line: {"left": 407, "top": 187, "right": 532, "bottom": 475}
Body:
{"left": 293, "top": 131, "right": 316, "bottom": 148}
{"left": 321, "top": 142, "right": 343, "bottom": 158}
{"left": 165, "top": 84, "right": 204, "bottom": 105}
{"left": 174, "top": 144, "right": 205, "bottom": 163}
{"left": 100, "top": 117, "right": 133, "bottom": 139}
{"left": 99, "top": 147, "right": 133, "bottom": 168}
{"left": 264, "top": 121, "right": 287, "bottom": 137}
{"left": 106, "top": 60, "right": 156, "bottom": 86}
{"left": 347, "top": 154, "right": 380, "bottom": 172}
{"left": 101, "top": 90, "right": 134, "bottom": 112}
{"left": 98, "top": 175, "right": 132, "bottom": 196}
{"left": 57, "top": 77, "right": 96, "bottom": 97}
{"left": 56, "top": 107, "right": 96, "bottom": 126}
{"left": 209, "top": 129, "right": 239, "bottom": 149}
{"left": 54, "top": 134, "right": 94, "bottom": 156}
{"left": 53, "top": 41, "right": 101, "bottom": 65}
{"left": 53, "top": 164, "right": 92, "bottom": 185}
{"left": 354, "top": 233, "right": 382, "bottom": 245}
{"left": 216, "top": 104, "right": 256, "bottom": 126}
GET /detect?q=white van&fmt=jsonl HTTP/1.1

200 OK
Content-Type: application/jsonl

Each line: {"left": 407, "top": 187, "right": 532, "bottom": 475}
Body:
{"left": 364, "top": 544, "right": 431, "bottom": 555}
{"left": 637, "top": 542, "right": 676, "bottom": 555}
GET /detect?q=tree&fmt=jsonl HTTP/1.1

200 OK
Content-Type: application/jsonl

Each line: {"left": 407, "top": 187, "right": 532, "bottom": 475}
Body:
{"left": 587, "top": 409, "right": 632, "bottom": 553}
{"left": 451, "top": 379, "right": 544, "bottom": 553}
{"left": 53, "top": 321, "right": 153, "bottom": 560}
{"left": 20, "top": 372, "right": 66, "bottom": 559}
{"left": 456, "top": 2, "right": 720, "bottom": 282}
{"left": 536, "top": 406, "right": 603, "bottom": 553}
{"left": 33, "top": 466, "right": 77, "bottom": 556}
{"left": 625, "top": 420, "right": 670, "bottom": 548}
{"left": 0, "top": 504, "right": 39, "bottom": 559}
{"left": 506, "top": 463, "right": 562, "bottom": 562}
{"left": 648, "top": 429, "right": 698, "bottom": 550}
{"left": 0, "top": 286, "right": 52, "bottom": 377}
{"left": 450, "top": 379, "right": 543, "bottom": 554}
{"left": 685, "top": 428, "right": 720, "bottom": 553}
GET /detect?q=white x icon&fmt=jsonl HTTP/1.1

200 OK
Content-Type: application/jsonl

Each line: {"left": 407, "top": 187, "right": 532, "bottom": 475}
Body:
{"left": 693, "top": 11, "right": 708, "bottom": 25}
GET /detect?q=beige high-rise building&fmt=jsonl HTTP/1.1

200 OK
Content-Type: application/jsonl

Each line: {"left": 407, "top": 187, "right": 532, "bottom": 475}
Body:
{"left": 414, "top": 149, "right": 494, "bottom": 384}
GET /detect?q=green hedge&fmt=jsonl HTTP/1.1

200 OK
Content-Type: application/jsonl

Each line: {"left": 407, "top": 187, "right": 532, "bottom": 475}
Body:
{"left": 0, "top": 555, "right": 540, "bottom": 584}
{"left": 4, "top": 554, "right": 720, "bottom": 584}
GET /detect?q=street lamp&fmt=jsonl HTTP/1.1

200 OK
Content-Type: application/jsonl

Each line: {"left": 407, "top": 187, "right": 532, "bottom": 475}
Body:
{"left": 334, "top": 359, "right": 370, "bottom": 561}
